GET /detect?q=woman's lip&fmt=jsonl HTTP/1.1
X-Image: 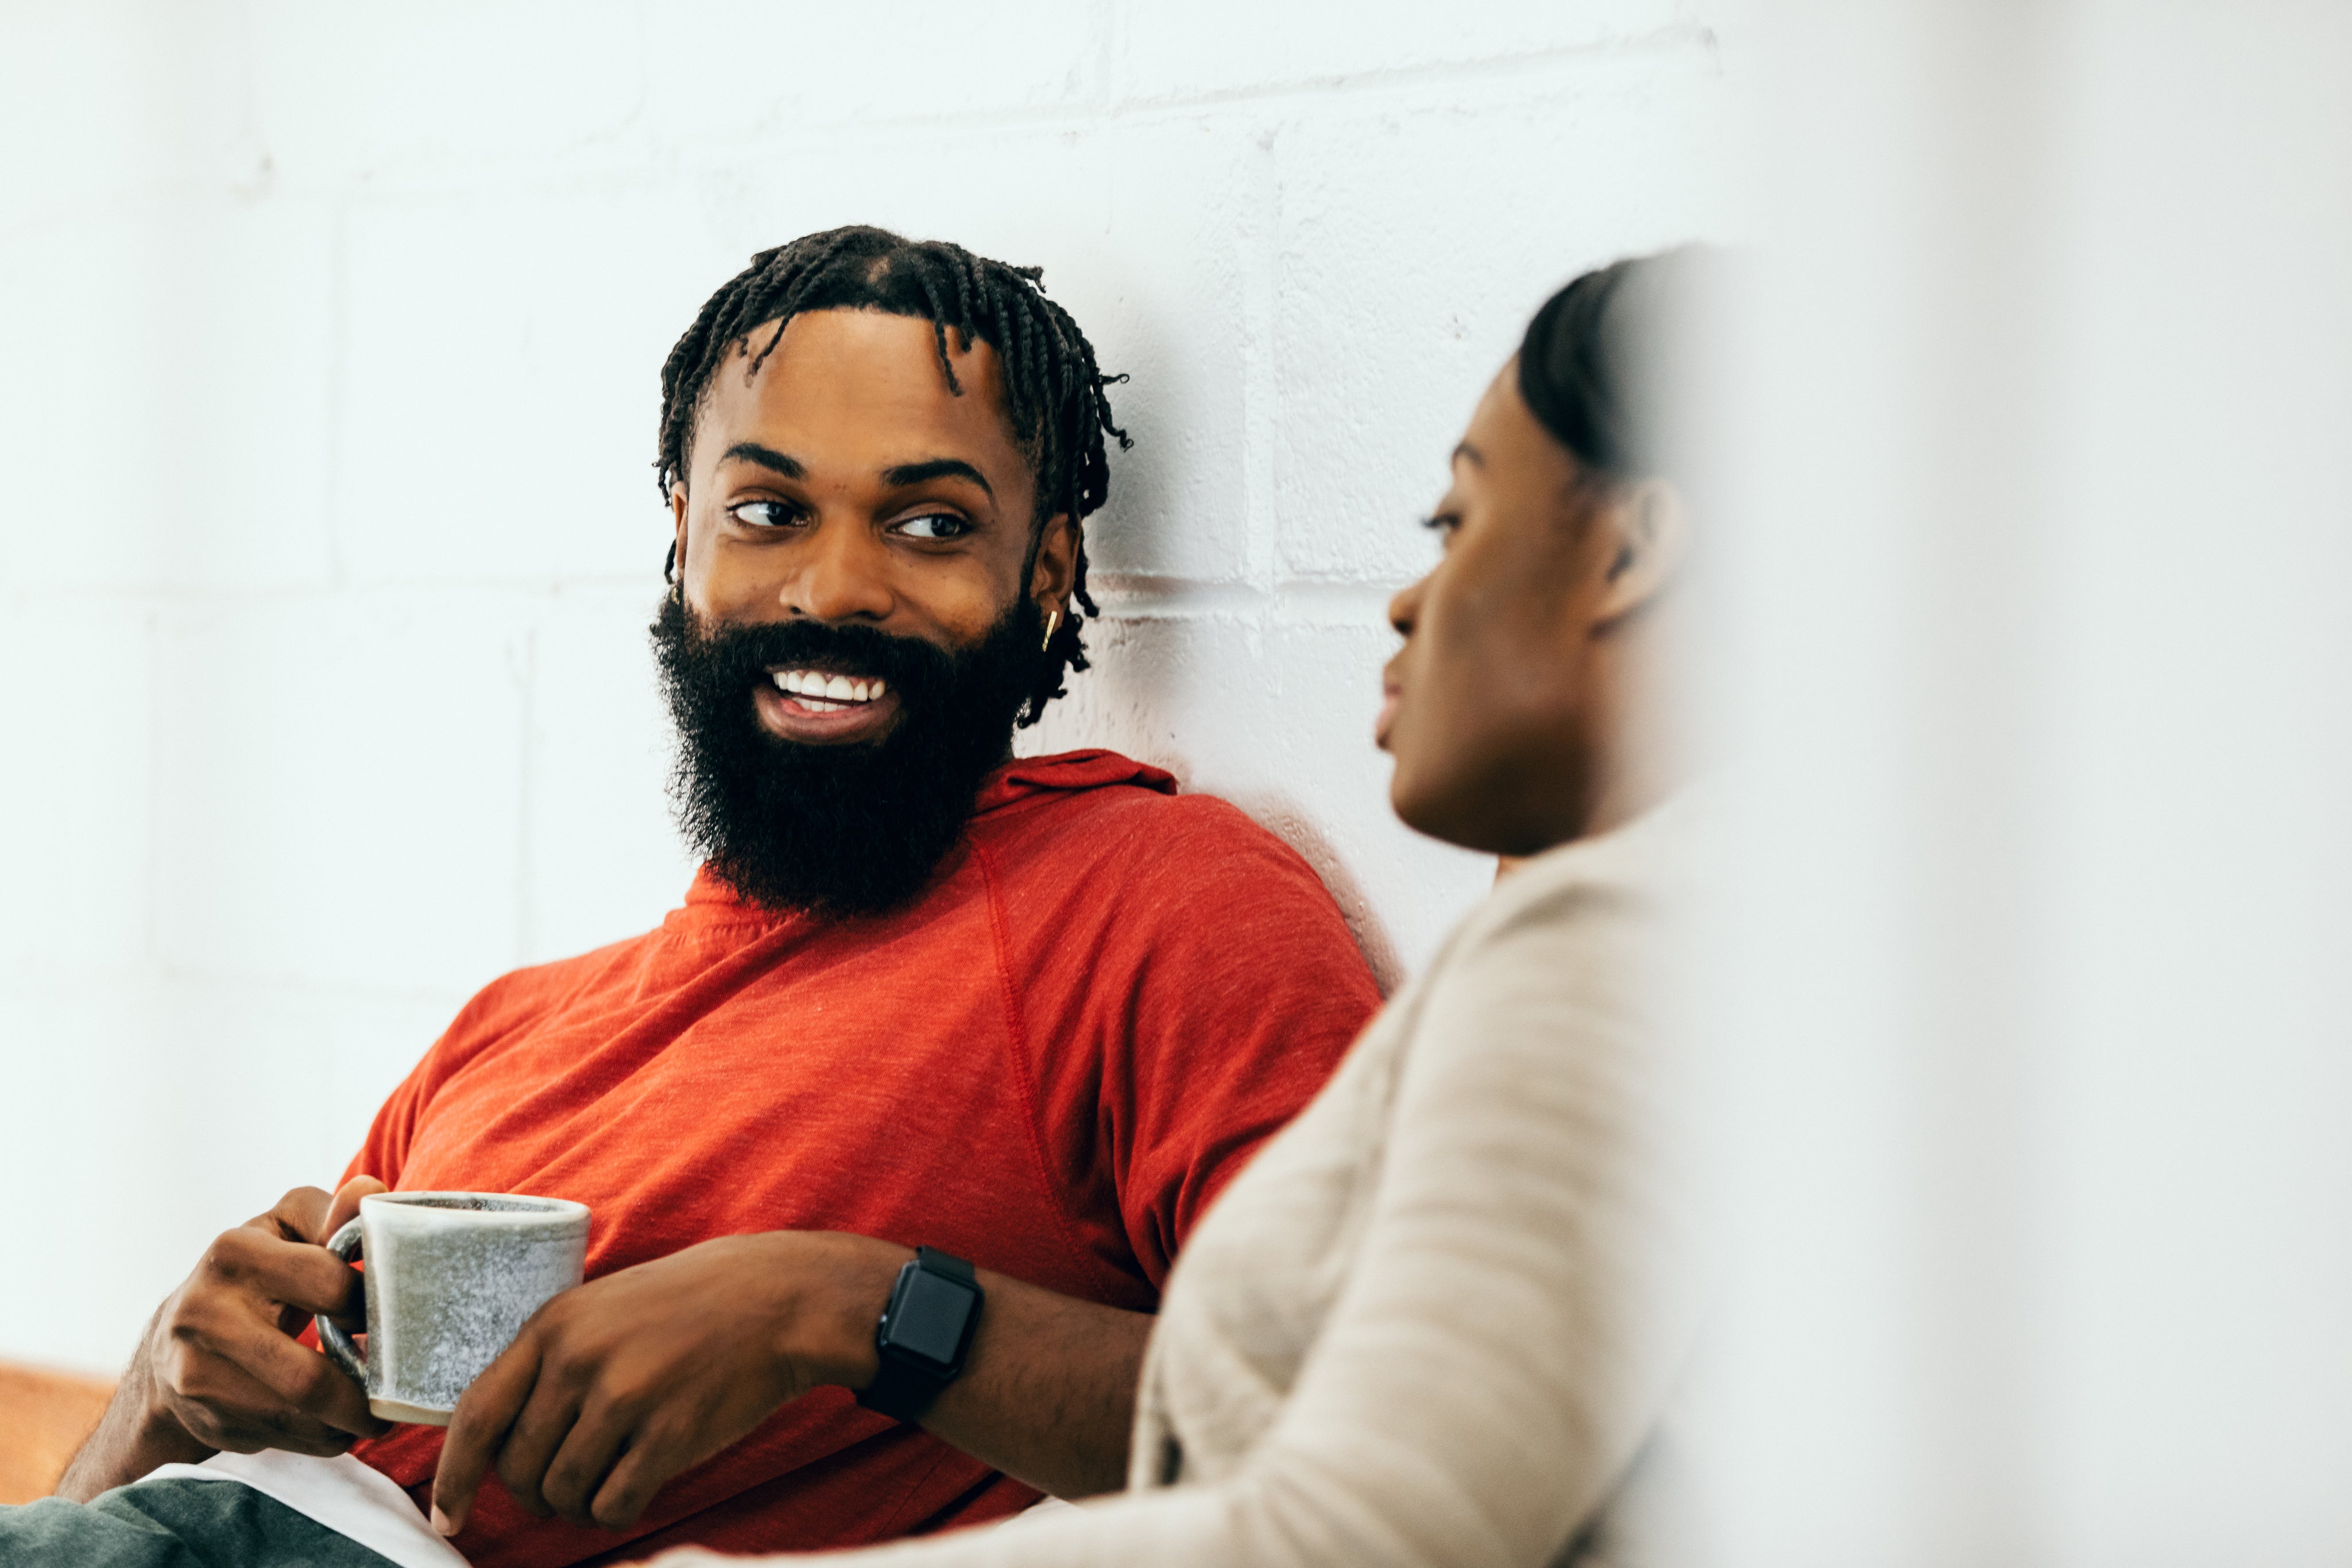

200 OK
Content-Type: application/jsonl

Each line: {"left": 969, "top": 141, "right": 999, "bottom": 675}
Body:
{"left": 754, "top": 683, "right": 903, "bottom": 746}
{"left": 1374, "top": 686, "right": 1402, "bottom": 750}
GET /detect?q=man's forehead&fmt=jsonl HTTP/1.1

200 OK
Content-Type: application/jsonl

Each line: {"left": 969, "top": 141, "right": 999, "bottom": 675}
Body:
{"left": 726, "top": 309, "right": 1005, "bottom": 404}
{"left": 694, "top": 308, "right": 1025, "bottom": 474}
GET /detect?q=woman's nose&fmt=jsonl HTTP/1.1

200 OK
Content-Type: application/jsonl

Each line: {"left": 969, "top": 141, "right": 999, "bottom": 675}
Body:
{"left": 1388, "top": 574, "right": 1426, "bottom": 637}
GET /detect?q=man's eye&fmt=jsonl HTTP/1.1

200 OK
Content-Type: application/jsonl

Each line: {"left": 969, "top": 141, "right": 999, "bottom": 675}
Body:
{"left": 895, "top": 512, "right": 972, "bottom": 541}
{"left": 728, "top": 500, "right": 800, "bottom": 529}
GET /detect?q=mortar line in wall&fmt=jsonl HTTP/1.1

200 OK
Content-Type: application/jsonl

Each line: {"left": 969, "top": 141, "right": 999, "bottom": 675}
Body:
{"left": 1087, "top": 576, "right": 1403, "bottom": 627}
{"left": 141, "top": 601, "right": 164, "bottom": 975}
{"left": 322, "top": 199, "right": 352, "bottom": 590}
{"left": 41, "top": 962, "right": 483, "bottom": 1012}
{"left": 1240, "top": 119, "right": 1281, "bottom": 594}
{"left": 1091, "top": 0, "right": 1119, "bottom": 113}
{"left": 228, "top": 28, "right": 1719, "bottom": 205}
{"left": 6, "top": 577, "right": 664, "bottom": 614}
{"left": 20, "top": 573, "right": 1404, "bottom": 616}
{"left": 1106, "top": 23, "right": 1716, "bottom": 117}
{"left": 512, "top": 622, "right": 539, "bottom": 967}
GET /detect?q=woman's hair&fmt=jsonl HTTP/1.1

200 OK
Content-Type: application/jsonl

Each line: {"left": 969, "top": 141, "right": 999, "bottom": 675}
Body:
{"left": 1517, "top": 245, "right": 1720, "bottom": 487}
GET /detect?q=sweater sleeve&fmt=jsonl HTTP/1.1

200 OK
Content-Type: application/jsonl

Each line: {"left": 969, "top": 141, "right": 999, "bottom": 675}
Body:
{"left": 657, "top": 866, "right": 1708, "bottom": 1568}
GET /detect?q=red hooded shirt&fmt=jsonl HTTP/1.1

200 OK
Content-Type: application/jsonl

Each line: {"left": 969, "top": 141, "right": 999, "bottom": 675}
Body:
{"left": 340, "top": 750, "right": 1380, "bottom": 1565}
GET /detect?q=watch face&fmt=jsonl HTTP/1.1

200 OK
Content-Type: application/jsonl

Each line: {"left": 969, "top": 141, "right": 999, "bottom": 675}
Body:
{"left": 887, "top": 1268, "right": 976, "bottom": 1367}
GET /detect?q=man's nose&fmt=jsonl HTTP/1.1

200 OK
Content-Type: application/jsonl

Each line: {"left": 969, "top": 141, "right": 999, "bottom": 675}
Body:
{"left": 783, "top": 518, "right": 894, "bottom": 623}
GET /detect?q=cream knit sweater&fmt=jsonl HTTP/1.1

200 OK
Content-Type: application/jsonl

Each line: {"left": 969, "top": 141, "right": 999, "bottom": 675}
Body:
{"left": 670, "top": 795, "right": 1712, "bottom": 1568}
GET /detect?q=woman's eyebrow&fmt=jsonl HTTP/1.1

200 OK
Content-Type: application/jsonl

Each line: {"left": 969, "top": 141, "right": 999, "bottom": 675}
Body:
{"left": 880, "top": 457, "right": 993, "bottom": 497}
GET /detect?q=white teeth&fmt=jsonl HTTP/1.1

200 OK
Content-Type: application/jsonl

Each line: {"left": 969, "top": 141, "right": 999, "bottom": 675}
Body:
{"left": 768, "top": 668, "right": 887, "bottom": 707}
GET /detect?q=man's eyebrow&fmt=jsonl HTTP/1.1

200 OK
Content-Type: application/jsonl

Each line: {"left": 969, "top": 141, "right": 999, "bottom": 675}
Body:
{"left": 720, "top": 442, "right": 805, "bottom": 478}
{"left": 1452, "top": 441, "right": 1486, "bottom": 468}
{"left": 881, "top": 458, "right": 993, "bottom": 498}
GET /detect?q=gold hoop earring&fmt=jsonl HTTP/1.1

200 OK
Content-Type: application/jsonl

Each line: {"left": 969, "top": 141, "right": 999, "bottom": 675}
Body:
{"left": 1041, "top": 609, "right": 1061, "bottom": 652}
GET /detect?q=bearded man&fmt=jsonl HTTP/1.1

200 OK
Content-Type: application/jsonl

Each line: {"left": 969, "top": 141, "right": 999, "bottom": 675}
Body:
{"left": 29, "top": 227, "right": 1379, "bottom": 1567}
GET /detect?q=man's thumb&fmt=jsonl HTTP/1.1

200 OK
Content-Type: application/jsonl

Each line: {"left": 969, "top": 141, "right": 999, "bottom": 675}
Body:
{"left": 318, "top": 1175, "right": 389, "bottom": 1246}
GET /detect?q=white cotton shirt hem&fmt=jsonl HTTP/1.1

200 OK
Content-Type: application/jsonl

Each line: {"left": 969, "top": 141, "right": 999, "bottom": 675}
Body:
{"left": 137, "top": 1449, "right": 470, "bottom": 1568}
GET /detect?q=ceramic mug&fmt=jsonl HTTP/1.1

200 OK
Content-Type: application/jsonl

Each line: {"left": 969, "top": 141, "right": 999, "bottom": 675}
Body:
{"left": 315, "top": 1191, "right": 590, "bottom": 1426}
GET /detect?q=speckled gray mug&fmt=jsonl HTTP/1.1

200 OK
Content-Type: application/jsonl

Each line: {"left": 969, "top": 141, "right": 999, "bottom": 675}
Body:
{"left": 316, "top": 1192, "right": 590, "bottom": 1426}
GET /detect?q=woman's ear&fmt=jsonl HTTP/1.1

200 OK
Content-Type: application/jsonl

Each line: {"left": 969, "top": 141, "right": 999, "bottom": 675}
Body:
{"left": 1594, "top": 478, "right": 1689, "bottom": 626}
{"left": 1029, "top": 512, "right": 1078, "bottom": 617}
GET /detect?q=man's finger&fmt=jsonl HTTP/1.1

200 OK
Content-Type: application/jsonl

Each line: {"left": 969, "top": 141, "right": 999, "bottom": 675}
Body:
{"left": 590, "top": 1422, "right": 686, "bottom": 1532}
{"left": 316, "top": 1175, "right": 388, "bottom": 1246}
{"left": 537, "top": 1389, "right": 635, "bottom": 1529}
{"left": 172, "top": 1283, "right": 382, "bottom": 1438}
{"left": 167, "top": 1352, "right": 369, "bottom": 1457}
{"left": 204, "top": 1313, "right": 385, "bottom": 1439}
{"left": 492, "top": 1361, "right": 589, "bottom": 1523}
{"left": 432, "top": 1331, "right": 543, "bottom": 1538}
{"left": 255, "top": 1186, "right": 336, "bottom": 1245}
{"left": 210, "top": 1228, "right": 364, "bottom": 1319}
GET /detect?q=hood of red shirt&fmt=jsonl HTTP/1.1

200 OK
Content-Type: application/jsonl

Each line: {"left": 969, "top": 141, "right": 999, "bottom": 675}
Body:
{"left": 684, "top": 749, "right": 1175, "bottom": 909}
{"left": 972, "top": 748, "right": 1177, "bottom": 815}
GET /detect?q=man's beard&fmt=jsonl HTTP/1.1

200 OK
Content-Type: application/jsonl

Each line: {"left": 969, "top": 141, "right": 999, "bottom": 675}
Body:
{"left": 650, "top": 591, "right": 1043, "bottom": 917}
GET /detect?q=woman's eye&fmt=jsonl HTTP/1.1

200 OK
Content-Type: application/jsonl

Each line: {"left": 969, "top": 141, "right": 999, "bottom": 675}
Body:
{"left": 895, "top": 512, "right": 972, "bottom": 541}
{"left": 728, "top": 500, "right": 800, "bottom": 529}
{"left": 1421, "top": 512, "right": 1461, "bottom": 544}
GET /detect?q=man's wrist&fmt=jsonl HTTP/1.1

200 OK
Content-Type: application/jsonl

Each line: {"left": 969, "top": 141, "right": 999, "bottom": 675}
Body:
{"left": 748, "top": 1232, "right": 907, "bottom": 1392}
{"left": 58, "top": 1360, "right": 212, "bottom": 1501}
{"left": 857, "top": 1248, "right": 985, "bottom": 1423}
{"left": 125, "top": 1357, "right": 215, "bottom": 1470}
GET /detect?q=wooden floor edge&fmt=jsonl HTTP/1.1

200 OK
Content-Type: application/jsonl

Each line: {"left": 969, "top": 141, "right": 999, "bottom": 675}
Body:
{"left": 0, "top": 1360, "right": 121, "bottom": 1506}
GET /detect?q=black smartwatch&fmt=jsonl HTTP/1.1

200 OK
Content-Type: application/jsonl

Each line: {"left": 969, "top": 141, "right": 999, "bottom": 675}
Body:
{"left": 855, "top": 1246, "right": 984, "bottom": 1422}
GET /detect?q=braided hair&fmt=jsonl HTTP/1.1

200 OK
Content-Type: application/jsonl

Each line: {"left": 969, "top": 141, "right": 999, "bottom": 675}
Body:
{"left": 655, "top": 225, "right": 1131, "bottom": 726}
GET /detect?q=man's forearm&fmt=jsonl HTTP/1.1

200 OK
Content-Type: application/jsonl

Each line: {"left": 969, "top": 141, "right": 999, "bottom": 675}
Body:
{"left": 780, "top": 1235, "right": 1152, "bottom": 1499}
{"left": 915, "top": 1267, "right": 1153, "bottom": 1500}
{"left": 55, "top": 1350, "right": 214, "bottom": 1502}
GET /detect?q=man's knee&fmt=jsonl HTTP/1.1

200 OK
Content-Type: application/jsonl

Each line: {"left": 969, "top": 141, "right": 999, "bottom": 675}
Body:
{"left": 0, "top": 1479, "right": 394, "bottom": 1568}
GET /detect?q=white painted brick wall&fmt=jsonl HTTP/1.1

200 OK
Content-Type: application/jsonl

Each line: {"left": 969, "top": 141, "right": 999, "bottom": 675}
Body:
{"left": 0, "top": 0, "right": 1734, "bottom": 1369}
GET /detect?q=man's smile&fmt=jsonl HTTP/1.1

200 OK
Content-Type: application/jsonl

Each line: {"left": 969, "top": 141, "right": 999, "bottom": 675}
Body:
{"left": 756, "top": 664, "right": 903, "bottom": 745}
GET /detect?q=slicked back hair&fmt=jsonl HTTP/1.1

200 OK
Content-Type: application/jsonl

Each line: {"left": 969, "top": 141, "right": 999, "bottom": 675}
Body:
{"left": 656, "top": 225, "right": 1131, "bottom": 726}
{"left": 1518, "top": 244, "right": 1721, "bottom": 489}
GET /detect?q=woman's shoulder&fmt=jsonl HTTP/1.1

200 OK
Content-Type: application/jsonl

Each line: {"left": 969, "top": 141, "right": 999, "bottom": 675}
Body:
{"left": 1442, "top": 785, "right": 1714, "bottom": 966}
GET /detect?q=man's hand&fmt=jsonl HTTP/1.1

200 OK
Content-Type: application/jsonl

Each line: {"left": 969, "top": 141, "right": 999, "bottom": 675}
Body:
{"left": 141, "top": 1177, "right": 392, "bottom": 1456}
{"left": 57, "top": 1175, "right": 391, "bottom": 1501}
{"left": 430, "top": 1231, "right": 902, "bottom": 1538}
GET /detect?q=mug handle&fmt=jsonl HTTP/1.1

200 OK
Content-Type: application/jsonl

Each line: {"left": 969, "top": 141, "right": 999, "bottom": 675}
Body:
{"left": 316, "top": 1217, "right": 368, "bottom": 1386}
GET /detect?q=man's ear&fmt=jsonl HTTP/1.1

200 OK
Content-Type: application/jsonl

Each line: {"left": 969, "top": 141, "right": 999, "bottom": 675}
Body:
{"left": 670, "top": 485, "right": 691, "bottom": 585}
{"left": 1028, "top": 512, "right": 1078, "bottom": 617}
{"left": 1594, "top": 479, "right": 1689, "bottom": 626}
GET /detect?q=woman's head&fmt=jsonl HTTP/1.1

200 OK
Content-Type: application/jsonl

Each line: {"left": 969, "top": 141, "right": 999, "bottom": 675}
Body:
{"left": 1377, "top": 248, "right": 1716, "bottom": 857}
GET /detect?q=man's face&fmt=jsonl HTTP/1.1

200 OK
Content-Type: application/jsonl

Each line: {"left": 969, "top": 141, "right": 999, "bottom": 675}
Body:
{"left": 653, "top": 308, "right": 1078, "bottom": 916}
{"left": 671, "top": 308, "right": 1074, "bottom": 727}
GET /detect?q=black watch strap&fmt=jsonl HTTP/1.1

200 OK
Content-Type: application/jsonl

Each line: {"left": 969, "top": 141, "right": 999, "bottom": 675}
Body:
{"left": 856, "top": 1247, "right": 983, "bottom": 1423}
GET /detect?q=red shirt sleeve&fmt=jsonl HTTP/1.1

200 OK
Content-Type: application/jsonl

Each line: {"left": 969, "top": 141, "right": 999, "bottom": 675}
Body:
{"left": 996, "top": 794, "right": 1384, "bottom": 1288}
{"left": 339, "top": 1058, "right": 427, "bottom": 1191}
